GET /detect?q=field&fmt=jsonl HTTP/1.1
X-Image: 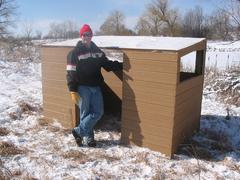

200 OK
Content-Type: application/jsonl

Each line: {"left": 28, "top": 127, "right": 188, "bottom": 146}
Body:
{"left": 0, "top": 40, "right": 239, "bottom": 179}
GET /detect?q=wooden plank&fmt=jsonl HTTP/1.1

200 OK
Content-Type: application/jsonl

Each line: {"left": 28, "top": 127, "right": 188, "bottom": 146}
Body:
{"left": 42, "top": 57, "right": 67, "bottom": 63}
{"left": 123, "top": 59, "right": 178, "bottom": 74}
{"left": 122, "top": 109, "right": 174, "bottom": 128}
{"left": 42, "top": 62, "right": 66, "bottom": 72}
{"left": 42, "top": 69, "right": 67, "bottom": 81}
{"left": 42, "top": 65, "right": 67, "bottom": 78}
{"left": 43, "top": 100, "right": 72, "bottom": 113}
{"left": 174, "top": 103, "right": 201, "bottom": 131}
{"left": 121, "top": 128, "right": 171, "bottom": 148}
{"left": 178, "top": 39, "right": 206, "bottom": 57}
{"left": 122, "top": 99, "right": 175, "bottom": 117}
{"left": 121, "top": 118, "right": 172, "bottom": 137}
{"left": 175, "top": 92, "right": 202, "bottom": 117}
{"left": 123, "top": 70, "right": 177, "bottom": 85}
{"left": 175, "top": 85, "right": 203, "bottom": 106}
{"left": 43, "top": 109, "right": 64, "bottom": 121}
{"left": 123, "top": 87, "right": 175, "bottom": 108}
{"left": 43, "top": 94, "right": 72, "bottom": 106}
{"left": 43, "top": 109, "right": 74, "bottom": 129}
{"left": 42, "top": 86, "right": 70, "bottom": 99}
{"left": 122, "top": 49, "right": 178, "bottom": 62}
{"left": 176, "top": 75, "right": 204, "bottom": 94}
{"left": 41, "top": 47, "right": 73, "bottom": 61}
{"left": 122, "top": 80, "right": 176, "bottom": 96}
{"left": 43, "top": 79, "right": 69, "bottom": 90}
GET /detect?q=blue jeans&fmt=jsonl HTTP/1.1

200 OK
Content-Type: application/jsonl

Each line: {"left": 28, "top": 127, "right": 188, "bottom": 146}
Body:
{"left": 74, "top": 86, "right": 104, "bottom": 139}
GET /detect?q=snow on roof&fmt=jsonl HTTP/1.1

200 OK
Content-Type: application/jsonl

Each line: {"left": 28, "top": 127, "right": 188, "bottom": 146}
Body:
{"left": 43, "top": 36, "right": 205, "bottom": 51}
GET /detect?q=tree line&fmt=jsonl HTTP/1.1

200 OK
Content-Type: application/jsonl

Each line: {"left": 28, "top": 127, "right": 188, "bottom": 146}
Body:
{"left": 0, "top": 0, "right": 240, "bottom": 40}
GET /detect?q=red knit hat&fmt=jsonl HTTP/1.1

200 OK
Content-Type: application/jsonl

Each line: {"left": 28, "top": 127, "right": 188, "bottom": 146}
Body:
{"left": 79, "top": 24, "right": 93, "bottom": 37}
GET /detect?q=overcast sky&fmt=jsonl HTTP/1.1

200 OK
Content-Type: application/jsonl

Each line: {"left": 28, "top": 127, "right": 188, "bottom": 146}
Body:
{"left": 14, "top": 0, "right": 217, "bottom": 36}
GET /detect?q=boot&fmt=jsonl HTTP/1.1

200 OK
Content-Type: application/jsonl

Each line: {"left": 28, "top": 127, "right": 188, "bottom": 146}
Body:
{"left": 72, "top": 129, "right": 82, "bottom": 147}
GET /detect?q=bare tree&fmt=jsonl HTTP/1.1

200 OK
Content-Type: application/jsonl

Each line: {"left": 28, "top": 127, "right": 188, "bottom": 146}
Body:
{"left": 46, "top": 21, "right": 79, "bottom": 39}
{"left": 0, "top": 0, "right": 17, "bottom": 38}
{"left": 135, "top": 17, "right": 152, "bottom": 35}
{"left": 136, "top": 0, "right": 180, "bottom": 36}
{"left": 181, "top": 6, "right": 208, "bottom": 37}
{"left": 216, "top": 0, "right": 240, "bottom": 39}
{"left": 208, "top": 9, "right": 232, "bottom": 40}
{"left": 22, "top": 21, "right": 33, "bottom": 42}
{"left": 98, "top": 10, "right": 133, "bottom": 35}
{"left": 35, "top": 30, "right": 42, "bottom": 40}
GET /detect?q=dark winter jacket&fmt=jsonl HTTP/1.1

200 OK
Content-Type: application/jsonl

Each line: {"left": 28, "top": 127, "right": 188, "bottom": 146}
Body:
{"left": 66, "top": 41, "right": 122, "bottom": 92}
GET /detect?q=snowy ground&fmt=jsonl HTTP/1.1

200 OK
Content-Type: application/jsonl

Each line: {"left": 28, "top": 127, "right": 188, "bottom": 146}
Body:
{"left": 0, "top": 40, "right": 240, "bottom": 179}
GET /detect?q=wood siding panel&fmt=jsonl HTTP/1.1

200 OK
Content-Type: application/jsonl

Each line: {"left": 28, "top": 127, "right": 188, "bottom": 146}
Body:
{"left": 42, "top": 67, "right": 67, "bottom": 81}
{"left": 123, "top": 80, "right": 176, "bottom": 97}
{"left": 171, "top": 77, "right": 203, "bottom": 153}
{"left": 43, "top": 94, "right": 72, "bottom": 106}
{"left": 43, "top": 109, "right": 73, "bottom": 128}
{"left": 121, "top": 128, "right": 171, "bottom": 148}
{"left": 43, "top": 101, "right": 72, "bottom": 114}
{"left": 43, "top": 79, "right": 68, "bottom": 90}
{"left": 176, "top": 75, "right": 204, "bottom": 94}
{"left": 124, "top": 71, "right": 177, "bottom": 85}
{"left": 175, "top": 85, "right": 203, "bottom": 106}
{"left": 178, "top": 40, "right": 206, "bottom": 57}
{"left": 123, "top": 59, "right": 178, "bottom": 74}
{"left": 121, "top": 118, "right": 172, "bottom": 137}
{"left": 123, "top": 88, "right": 175, "bottom": 108}
{"left": 122, "top": 109, "right": 174, "bottom": 128}
{"left": 42, "top": 86, "right": 70, "bottom": 100}
{"left": 122, "top": 99, "right": 175, "bottom": 116}
{"left": 41, "top": 47, "right": 73, "bottom": 63}
{"left": 122, "top": 49, "right": 178, "bottom": 62}
{"left": 42, "top": 62, "right": 66, "bottom": 72}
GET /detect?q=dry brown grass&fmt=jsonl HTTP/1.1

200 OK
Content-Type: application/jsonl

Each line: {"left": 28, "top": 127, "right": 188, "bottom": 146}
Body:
{"left": 37, "top": 118, "right": 48, "bottom": 126}
{"left": 133, "top": 151, "right": 151, "bottom": 164}
{"left": 62, "top": 150, "right": 121, "bottom": 165}
{"left": 47, "top": 126, "right": 60, "bottom": 133}
{"left": 92, "top": 152, "right": 121, "bottom": 162}
{"left": 0, "top": 141, "right": 25, "bottom": 156}
{"left": 0, "top": 158, "right": 12, "bottom": 180}
{"left": 19, "top": 101, "right": 41, "bottom": 115}
{"left": 0, "top": 127, "right": 10, "bottom": 136}
{"left": 152, "top": 171, "right": 165, "bottom": 180}
{"left": 8, "top": 112, "right": 18, "bottom": 120}
{"left": 62, "top": 150, "right": 89, "bottom": 164}
{"left": 91, "top": 170, "right": 117, "bottom": 179}
{"left": 8, "top": 101, "right": 42, "bottom": 120}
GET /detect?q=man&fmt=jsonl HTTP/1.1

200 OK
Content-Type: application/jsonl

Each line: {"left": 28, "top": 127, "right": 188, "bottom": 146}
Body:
{"left": 66, "top": 24, "right": 122, "bottom": 147}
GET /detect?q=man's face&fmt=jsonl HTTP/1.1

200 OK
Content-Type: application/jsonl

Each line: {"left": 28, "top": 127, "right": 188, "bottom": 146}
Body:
{"left": 81, "top": 32, "right": 92, "bottom": 46}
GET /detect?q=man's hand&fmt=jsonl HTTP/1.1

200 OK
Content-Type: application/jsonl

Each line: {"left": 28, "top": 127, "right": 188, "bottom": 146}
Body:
{"left": 70, "top": 92, "right": 80, "bottom": 105}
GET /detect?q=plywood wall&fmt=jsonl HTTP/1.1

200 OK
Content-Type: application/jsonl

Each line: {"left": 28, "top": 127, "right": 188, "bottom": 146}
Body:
{"left": 41, "top": 47, "right": 75, "bottom": 128}
{"left": 171, "top": 75, "right": 204, "bottom": 153}
{"left": 120, "top": 49, "right": 178, "bottom": 157}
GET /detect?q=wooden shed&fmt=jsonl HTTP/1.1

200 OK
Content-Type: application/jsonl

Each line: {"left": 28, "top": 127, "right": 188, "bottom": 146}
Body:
{"left": 41, "top": 36, "right": 206, "bottom": 158}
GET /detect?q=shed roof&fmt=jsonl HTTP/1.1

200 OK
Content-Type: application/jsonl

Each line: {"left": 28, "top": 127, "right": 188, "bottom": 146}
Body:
{"left": 44, "top": 36, "right": 205, "bottom": 51}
